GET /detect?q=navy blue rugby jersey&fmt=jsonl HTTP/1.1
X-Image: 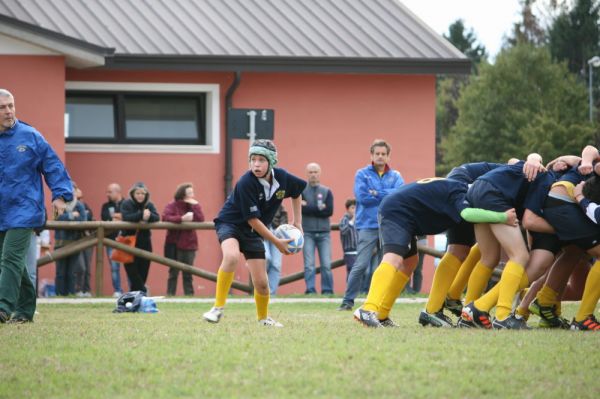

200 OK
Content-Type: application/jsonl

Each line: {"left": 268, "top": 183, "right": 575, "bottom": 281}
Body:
{"left": 446, "top": 162, "right": 505, "bottom": 185}
{"left": 379, "top": 178, "right": 469, "bottom": 236}
{"left": 476, "top": 161, "right": 548, "bottom": 210}
{"left": 215, "top": 168, "right": 306, "bottom": 226}
{"left": 523, "top": 170, "right": 560, "bottom": 216}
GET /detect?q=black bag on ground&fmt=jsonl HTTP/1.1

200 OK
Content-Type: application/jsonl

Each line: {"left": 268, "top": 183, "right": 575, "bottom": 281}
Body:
{"left": 113, "top": 291, "right": 146, "bottom": 313}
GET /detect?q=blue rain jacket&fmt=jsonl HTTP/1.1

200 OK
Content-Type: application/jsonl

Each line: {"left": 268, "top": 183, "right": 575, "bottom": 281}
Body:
{"left": 0, "top": 119, "right": 73, "bottom": 230}
{"left": 354, "top": 164, "right": 404, "bottom": 230}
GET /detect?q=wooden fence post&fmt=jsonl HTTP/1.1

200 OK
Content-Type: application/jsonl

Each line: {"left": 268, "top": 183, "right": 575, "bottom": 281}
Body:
{"left": 95, "top": 226, "right": 104, "bottom": 297}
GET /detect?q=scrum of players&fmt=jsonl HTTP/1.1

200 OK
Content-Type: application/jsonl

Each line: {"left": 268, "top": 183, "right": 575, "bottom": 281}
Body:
{"left": 353, "top": 146, "right": 600, "bottom": 331}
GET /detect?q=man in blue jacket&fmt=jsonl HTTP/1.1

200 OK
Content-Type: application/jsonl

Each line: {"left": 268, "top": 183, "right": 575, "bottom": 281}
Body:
{"left": 338, "top": 139, "right": 404, "bottom": 316}
{"left": 0, "top": 89, "right": 73, "bottom": 324}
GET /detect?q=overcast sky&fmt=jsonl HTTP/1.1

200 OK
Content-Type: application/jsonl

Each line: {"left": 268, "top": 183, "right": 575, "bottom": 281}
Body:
{"left": 400, "top": 0, "right": 524, "bottom": 58}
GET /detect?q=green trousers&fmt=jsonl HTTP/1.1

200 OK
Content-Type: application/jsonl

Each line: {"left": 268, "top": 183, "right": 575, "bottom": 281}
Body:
{"left": 0, "top": 228, "right": 35, "bottom": 320}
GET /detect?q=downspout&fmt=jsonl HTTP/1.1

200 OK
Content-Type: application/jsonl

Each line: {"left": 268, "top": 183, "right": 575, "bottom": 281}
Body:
{"left": 224, "top": 71, "right": 241, "bottom": 198}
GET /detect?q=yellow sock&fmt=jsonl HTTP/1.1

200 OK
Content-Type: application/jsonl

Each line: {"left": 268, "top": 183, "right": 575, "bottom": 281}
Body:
{"left": 378, "top": 270, "right": 410, "bottom": 320}
{"left": 363, "top": 262, "right": 397, "bottom": 313}
{"left": 425, "top": 253, "right": 462, "bottom": 313}
{"left": 254, "top": 290, "right": 269, "bottom": 320}
{"left": 575, "top": 261, "right": 600, "bottom": 322}
{"left": 515, "top": 305, "right": 530, "bottom": 319}
{"left": 448, "top": 244, "right": 481, "bottom": 300}
{"left": 495, "top": 261, "right": 527, "bottom": 320}
{"left": 464, "top": 261, "right": 494, "bottom": 304}
{"left": 474, "top": 272, "right": 528, "bottom": 313}
{"left": 214, "top": 269, "right": 235, "bottom": 308}
{"left": 474, "top": 282, "right": 499, "bottom": 312}
{"left": 537, "top": 285, "right": 559, "bottom": 307}
{"left": 556, "top": 301, "right": 562, "bottom": 316}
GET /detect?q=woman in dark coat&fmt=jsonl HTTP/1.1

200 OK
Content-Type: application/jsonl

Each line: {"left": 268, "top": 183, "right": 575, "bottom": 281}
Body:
{"left": 120, "top": 182, "right": 160, "bottom": 293}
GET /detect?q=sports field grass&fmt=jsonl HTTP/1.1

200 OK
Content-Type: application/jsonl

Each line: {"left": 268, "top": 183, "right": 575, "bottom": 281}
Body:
{"left": 1, "top": 301, "right": 597, "bottom": 399}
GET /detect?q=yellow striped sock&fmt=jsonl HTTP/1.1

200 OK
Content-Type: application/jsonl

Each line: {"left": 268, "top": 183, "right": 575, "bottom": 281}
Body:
{"left": 448, "top": 244, "right": 481, "bottom": 300}
{"left": 363, "top": 262, "right": 397, "bottom": 313}
{"left": 254, "top": 290, "right": 269, "bottom": 320}
{"left": 464, "top": 261, "right": 494, "bottom": 304}
{"left": 214, "top": 269, "right": 235, "bottom": 308}
{"left": 537, "top": 285, "right": 559, "bottom": 307}
{"left": 378, "top": 269, "right": 410, "bottom": 320}
{"left": 496, "top": 261, "right": 527, "bottom": 320}
{"left": 425, "top": 253, "right": 462, "bottom": 313}
{"left": 575, "top": 261, "right": 600, "bottom": 322}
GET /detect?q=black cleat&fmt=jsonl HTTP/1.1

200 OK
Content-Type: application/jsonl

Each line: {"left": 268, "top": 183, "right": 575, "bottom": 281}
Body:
{"left": 353, "top": 308, "right": 382, "bottom": 328}
{"left": 492, "top": 314, "right": 530, "bottom": 330}
{"left": 461, "top": 302, "right": 492, "bottom": 330}
{"left": 418, "top": 310, "right": 453, "bottom": 328}
{"left": 444, "top": 298, "right": 463, "bottom": 317}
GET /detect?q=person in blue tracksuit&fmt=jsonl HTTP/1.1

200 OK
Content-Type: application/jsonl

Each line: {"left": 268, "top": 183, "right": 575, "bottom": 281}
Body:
{"left": 0, "top": 89, "right": 73, "bottom": 324}
{"left": 338, "top": 139, "right": 404, "bottom": 314}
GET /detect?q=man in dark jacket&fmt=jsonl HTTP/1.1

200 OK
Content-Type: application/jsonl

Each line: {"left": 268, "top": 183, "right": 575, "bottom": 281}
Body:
{"left": 0, "top": 89, "right": 73, "bottom": 323}
{"left": 302, "top": 163, "right": 334, "bottom": 294}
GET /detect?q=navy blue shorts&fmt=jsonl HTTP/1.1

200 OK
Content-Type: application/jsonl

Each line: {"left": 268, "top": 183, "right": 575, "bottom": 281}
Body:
{"left": 542, "top": 197, "right": 600, "bottom": 251}
{"left": 446, "top": 220, "right": 475, "bottom": 246}
{"left": 379, "top": 217, "right": 418, "bottom": 258}
{"left": 467, "top": 180, "right": 512, "bottom": 212}
{"left": 529, "top": 231, "right": 561, "bottom": 255}
{"left": 215, "top": 222, "right": 266, "bottom": 259}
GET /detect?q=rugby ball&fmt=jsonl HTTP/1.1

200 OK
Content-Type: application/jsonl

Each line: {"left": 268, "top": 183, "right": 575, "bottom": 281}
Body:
{"left": 274, "top": 224, "right": 304, "bottom": 254}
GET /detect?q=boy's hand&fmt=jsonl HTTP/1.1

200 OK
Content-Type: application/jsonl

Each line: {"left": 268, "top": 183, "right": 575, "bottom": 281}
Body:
{"left": 275, "top": 237, "right": 292, "bottom": 255}
{"left": 504, "top": 208, "right": 518, "bottom": 226}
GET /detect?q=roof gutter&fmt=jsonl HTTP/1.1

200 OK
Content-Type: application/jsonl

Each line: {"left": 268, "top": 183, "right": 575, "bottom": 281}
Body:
{"left": 104, "top": 55, "right": 472, "bottom": 75}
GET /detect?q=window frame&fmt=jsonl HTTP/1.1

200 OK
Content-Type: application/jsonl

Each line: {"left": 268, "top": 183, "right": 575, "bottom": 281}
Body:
{"left": 64, "top": 82, "right": 220, "bottom": 154}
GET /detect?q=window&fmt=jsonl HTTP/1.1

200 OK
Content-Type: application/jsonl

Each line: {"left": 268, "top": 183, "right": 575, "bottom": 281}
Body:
{"left": 65, "top": 92, "right": 206, "bottom": 144}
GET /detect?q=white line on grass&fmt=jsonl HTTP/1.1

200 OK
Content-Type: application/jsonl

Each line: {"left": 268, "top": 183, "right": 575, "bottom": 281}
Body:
{"left": 38, "top": 297, "right": 428, "bottom": 304}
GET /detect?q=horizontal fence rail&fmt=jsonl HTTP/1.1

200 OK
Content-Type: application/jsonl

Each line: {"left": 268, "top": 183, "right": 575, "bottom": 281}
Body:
{"left": 39, "top": 221, "right": 445, "bottom": 296}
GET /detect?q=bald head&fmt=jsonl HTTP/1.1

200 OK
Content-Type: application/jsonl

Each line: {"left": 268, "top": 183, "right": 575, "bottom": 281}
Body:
{"left": 0, "top": 89, "right": 16, "bottom": 132}
{"left": 306, "top": 162, "right": 321, "bottom": 186}
{"left": 106, "top": 183, "right": 122, "bottom": 201}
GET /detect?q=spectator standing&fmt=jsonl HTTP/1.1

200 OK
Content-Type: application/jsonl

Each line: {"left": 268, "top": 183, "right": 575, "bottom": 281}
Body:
{"left": 302, "top": 163, "right": 334, "bottom": 294}
{"left": 54, "top": 189, "right": 85, "bottom": 296}
{"left": 0, "top": 89, "right": 72, "bottom": 323}
{"left": 100, "top": 183, "right": 125, "bottom": 297}
{"left": 74, "top": 183, "right": 93, "bottom": 297}
{"left": 264, "top": 204, "right": 288, "bottom": 294}
{"left": 338, "top": 139, "right": 404, "bottom": 311}
{"left": 162, "top": 183, "right": 205, "bottom": 296}
{"left": 120, "top": 182, "right": 160, "bottom": 293}
{"left": 339, "top": 199, "right": 358, "bottom": 281}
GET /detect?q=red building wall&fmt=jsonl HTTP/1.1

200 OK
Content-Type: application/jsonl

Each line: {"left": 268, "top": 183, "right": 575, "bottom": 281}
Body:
{"left": 65, "top": 69, "right": 436, "bottom": 296}
{"left": 5, "top": 61, "right": 437, "bottom": 296}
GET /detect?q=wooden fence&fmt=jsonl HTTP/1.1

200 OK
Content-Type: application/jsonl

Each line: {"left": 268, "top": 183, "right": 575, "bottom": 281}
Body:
{"left": 39, "top": 221, "right": 444, "bottom": 296}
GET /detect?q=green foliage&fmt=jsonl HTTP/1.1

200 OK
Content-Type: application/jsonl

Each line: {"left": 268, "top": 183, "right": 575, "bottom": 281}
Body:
{"left": 548, "top": 0, "right": 600, "bottom": 75}
{"left": 439, "top": 44, "right": 595, "bottom": 173}
{"left": 506, "top": 0, "right": 547, "bottom": 47}
{"left": 443, "top": 19, "right": 487, "bottom": 67}
{"left": 436, "top": 20, "right": 486, "bottom": 172}
{"left": 1, "top": 302, "right": 599, "bottom": 398}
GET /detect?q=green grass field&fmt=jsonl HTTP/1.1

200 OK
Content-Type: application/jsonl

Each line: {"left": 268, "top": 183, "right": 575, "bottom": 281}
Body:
{"left": 1, "top": 301, "right": 598, "bottom": 399}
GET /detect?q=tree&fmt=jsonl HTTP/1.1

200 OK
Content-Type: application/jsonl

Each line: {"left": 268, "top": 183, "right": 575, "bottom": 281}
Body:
{"left": 506, "top": 0, "right": 547, "bottom": 47}
{"left": 443, "top": 19, "right": 487, "bottom": 68}
{"left": 439, "top": 44, "right": 594, "bottom": 174}
{"left": 436, "top": 20, "right": 487, "bottom": 173}
{"left": 548, "top": 0, "right": 600, "bottom": 75}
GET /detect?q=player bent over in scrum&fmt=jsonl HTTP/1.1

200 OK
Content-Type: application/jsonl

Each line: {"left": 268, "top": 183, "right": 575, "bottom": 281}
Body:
{"left": 352, "top": 177, "right": 516, "bottom": 328}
